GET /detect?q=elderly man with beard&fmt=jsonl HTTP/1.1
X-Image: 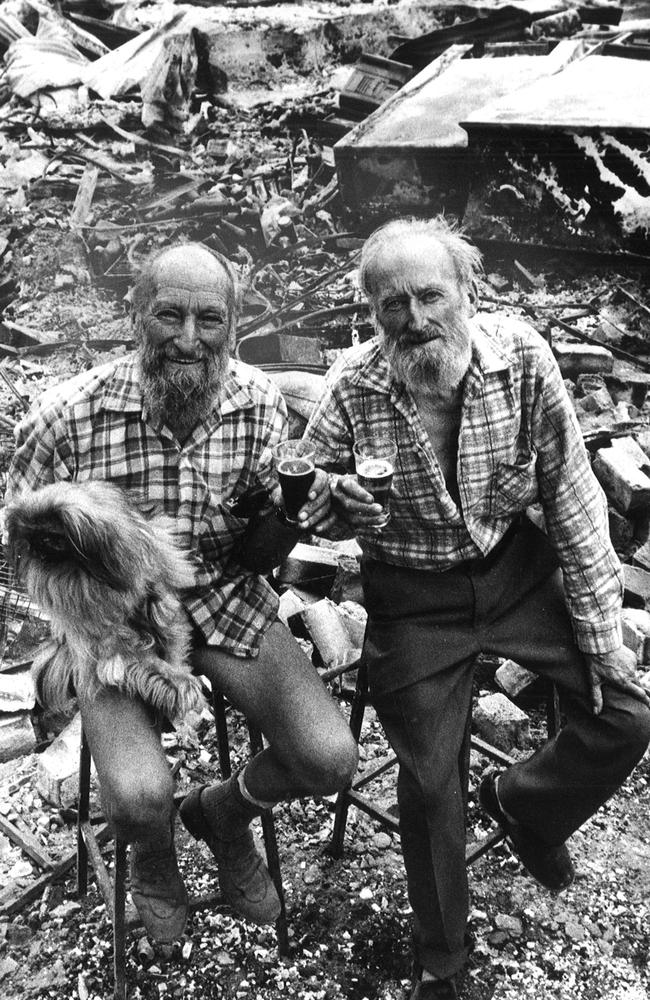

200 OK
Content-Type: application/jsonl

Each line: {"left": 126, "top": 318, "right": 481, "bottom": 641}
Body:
{"left": 304, "top": 217, "right": 650, "bottom": 1000}
{"left": 7, "top": 242, "right": 358, "bottom": 943}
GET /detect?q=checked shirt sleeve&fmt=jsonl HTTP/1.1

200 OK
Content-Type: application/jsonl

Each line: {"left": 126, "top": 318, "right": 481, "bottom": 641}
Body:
{"left": 304, "top": 374, "right": 355, "bottom": 473}
{"left": 532, "top": 343, "right": 623, "bottom": 654}
{"left": 6, "top": 395, "right": 75, "bottom": 501}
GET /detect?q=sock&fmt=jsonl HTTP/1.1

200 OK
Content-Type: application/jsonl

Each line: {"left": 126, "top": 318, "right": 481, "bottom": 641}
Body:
{"left": 237, "top": 768, "right": 277, "bottom": 811}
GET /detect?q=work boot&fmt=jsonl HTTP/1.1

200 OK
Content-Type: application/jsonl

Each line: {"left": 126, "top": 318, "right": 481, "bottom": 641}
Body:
{"left": 179, "top": 774, "right": 281, "bottom": 924}
{"left": 410, "top": 965, "right": 458, "bottom": 1000}
{"left": 130, "top": 835, "right": 188, "bottom": 942}
{"left": 479, "top": 772, "right": 575, "bottom": 891}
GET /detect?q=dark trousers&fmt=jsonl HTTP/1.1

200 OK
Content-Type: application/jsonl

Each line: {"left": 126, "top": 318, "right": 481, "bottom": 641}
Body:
{"left": 361, "top": 520, "right": 650, "bottom": 980}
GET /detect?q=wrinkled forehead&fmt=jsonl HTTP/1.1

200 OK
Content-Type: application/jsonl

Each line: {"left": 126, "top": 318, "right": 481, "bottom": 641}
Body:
{"left": 151, "top": 246, "right": 234, "bottom": 300}
{"left": 366, "top": 235, "right": 457, "bottom": 296}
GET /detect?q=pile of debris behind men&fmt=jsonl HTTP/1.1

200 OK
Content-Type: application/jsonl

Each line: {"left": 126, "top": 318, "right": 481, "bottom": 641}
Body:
{"left": 0, "top": 3, "right": 649, "bottom": 994}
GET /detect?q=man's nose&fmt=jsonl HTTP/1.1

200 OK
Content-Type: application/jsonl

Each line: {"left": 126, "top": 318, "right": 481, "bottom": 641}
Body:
{"left": 175, "top": 315, "right": 198, "bottom": 352}
{"left": 406, "top": 298, "right": 427, "bottom": 330}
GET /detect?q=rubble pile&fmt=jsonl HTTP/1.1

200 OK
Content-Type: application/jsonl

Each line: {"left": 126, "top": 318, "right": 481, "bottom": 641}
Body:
{"left": 0, "top": 2, "right": 648, "bottom": 997}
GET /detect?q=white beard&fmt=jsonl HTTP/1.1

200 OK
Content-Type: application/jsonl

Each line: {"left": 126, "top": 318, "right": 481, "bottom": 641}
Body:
{"left": 378, "top": 318, "right": 472, "bottom": 396}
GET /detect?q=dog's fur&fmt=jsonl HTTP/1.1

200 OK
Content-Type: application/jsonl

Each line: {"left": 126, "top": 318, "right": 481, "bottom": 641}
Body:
{"left": 5, "top": 480, "right": 204, "bottom": 721}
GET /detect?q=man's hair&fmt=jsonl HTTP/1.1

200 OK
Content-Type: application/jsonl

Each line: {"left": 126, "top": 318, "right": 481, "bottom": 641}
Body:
{"left": 130, "top": 242, "right": 239, "bottom": 319}
{"left": 359, "top": 216, "right": 483, "bottom": 298}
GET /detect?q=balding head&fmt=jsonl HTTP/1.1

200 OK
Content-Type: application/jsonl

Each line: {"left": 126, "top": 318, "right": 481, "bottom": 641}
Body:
{"left": 131, "top": 242, "right": 239, "bottom": 327}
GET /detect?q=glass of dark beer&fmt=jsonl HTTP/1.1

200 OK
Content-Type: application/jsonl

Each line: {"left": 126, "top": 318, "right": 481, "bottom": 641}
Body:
{"left": 273, "top": 439, "right": 317, "bottom": 524}
{"left": 353, "top": 436, "right": 397, "bottom": 529}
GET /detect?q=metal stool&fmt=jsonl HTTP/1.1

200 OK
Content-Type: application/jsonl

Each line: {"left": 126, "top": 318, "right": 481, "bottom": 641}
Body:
{"left": 330, "top": 660, "right": 560, "bottom": 865}
{"left": 76, "top": 693, "right": 289, "bottom": 999}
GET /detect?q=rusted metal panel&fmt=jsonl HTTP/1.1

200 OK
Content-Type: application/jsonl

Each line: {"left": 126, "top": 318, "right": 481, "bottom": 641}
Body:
{"left": 462, "top": 55, "right": 650, "bottom": 255}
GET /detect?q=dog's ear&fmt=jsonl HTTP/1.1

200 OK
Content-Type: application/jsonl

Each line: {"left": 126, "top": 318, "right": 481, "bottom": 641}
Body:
{"left": 59, "top": 505, "right": 131, "bottom": 591}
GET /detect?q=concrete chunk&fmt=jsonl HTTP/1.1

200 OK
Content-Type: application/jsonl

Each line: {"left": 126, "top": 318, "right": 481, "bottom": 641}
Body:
{"left": 623, "top": 564, "right": 650, "bottom": 608}
{"left": 36, "top": 712, "right": 86, "bottom": 809}
{"left": 0, "top": 669, "right": 36, "bottom": 712}
{"left": 553, "top": 343, "right": 614, "bottom": 380}
{"left": 474, "top": 693, "right": 530, "bottom": 752}
{"left": 621, "top": 608, "right": 650, "bottom": 663}
{"left": 0, "top": 712, "right": 36, "bottom": 763}
{"left": 593, "top": 437, "right": 650, "bottom": 514}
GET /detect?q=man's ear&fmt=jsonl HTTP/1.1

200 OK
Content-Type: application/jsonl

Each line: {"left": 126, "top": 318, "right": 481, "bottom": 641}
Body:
{"left": 467, "top": 279, "right": 479, "bottom": 317}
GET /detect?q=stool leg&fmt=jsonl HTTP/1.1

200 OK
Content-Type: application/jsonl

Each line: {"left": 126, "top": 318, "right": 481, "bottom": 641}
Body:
{"left": 330, "top": 661, "right": 369, "bottom": 858}
{"left": 247, "top": 720, "right": 290, "bottom": 956}
{"left": 77, "top": 729, "right": 91, "bottom": 897}
{"left": 211, "top": 690, "right": 232, "bottom": 780}
{"left": 113, "top": 839, "right": 127, "bottom": 1000}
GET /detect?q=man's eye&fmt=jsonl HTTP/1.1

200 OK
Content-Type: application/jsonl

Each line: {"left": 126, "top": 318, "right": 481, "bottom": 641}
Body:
{"left": 421, "top": 291, "right": 441, "bottom": 304}
{"left": 199, "top": 313, "right": 224, "bottom": 325}
{"left": 383, "top": 300, "right": 404, "bottom": 313}
{"left": 154, "top": 309, "right": 181, "bottom": 322}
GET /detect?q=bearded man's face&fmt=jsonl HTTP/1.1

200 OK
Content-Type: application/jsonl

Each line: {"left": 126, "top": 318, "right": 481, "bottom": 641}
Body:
{"left": 134, "top": 247, "right": 234, "bottom": 431}
{"left": 369, "top": 236, "right": 475, "bottom": 395}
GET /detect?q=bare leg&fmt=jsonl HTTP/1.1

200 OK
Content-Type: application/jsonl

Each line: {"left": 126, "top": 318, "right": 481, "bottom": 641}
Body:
{"left": 77, "top": 686, "right": 173, "bottom": 841}
{"left": 191, "top": 620, "right": 358, "bottom": 802}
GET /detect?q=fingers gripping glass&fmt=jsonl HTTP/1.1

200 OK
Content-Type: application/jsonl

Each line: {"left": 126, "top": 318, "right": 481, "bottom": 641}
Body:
{"left": 353, "top": 436, "right": 397, "bottom": 529}
{"left": 273, "top": 440, "right": 316, "bottom": 525}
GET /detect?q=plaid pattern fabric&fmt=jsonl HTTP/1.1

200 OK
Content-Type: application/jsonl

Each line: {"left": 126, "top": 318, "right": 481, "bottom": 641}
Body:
{"left": 305, "top": 314, "right": 623, "bottom": 655}
{"left": 7, "top": 354, "right": 287, "bottom": 656}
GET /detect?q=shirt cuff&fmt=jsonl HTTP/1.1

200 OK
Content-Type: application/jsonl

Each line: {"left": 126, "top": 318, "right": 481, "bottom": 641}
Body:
{"left": 573, "top": 616, "right": 622, "bottom": 656}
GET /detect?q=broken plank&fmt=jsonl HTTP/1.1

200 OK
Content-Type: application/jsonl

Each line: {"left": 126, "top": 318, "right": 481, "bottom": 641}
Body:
{"left": 0, "top": 814, "right": 54, "bottom": 870}
{"left": 0, "top": 823, "right": 112, "bottom": 918}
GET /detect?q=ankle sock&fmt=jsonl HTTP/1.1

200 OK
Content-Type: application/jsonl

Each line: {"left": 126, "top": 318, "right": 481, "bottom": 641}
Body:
{"left": 237, "top": 768, "right": 277, "bottom": 811}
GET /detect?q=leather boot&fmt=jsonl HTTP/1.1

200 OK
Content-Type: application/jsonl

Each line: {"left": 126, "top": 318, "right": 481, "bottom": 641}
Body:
{"left": 179, "top": 773, "right": 281, "bottom": 924}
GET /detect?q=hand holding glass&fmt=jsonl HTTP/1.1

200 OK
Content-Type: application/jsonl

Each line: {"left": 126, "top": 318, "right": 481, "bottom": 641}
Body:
{"left": 353, "top": 436, "right": 397, "bottom": 528}
{"left": 273, "top": 440, "right": 316, "bottom": 524}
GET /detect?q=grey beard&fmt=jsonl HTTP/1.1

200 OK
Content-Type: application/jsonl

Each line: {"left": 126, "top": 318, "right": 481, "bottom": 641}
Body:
{"left": 139, "top": 343, "right": 228, "bottom": 433}
{"left": 379, "top": 321, "right": 472, "bottom": 396}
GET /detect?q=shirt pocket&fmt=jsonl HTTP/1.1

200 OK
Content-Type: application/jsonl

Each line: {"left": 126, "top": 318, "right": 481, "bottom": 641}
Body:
{"left": 489, "top": 449, "right": 539, "bottom": 516}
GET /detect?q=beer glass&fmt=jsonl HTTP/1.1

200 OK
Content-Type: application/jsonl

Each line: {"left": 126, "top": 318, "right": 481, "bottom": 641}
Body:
{"left": 273, "top": 439, "right": 316, "bottom": 524}
{"left": 353, "top": 436, "right": 397, "bottom": 528}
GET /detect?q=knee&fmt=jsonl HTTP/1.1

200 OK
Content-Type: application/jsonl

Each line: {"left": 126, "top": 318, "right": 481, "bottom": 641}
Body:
{"left": 103, "top": 768, "right": 174, "bottom": 842}
{"left": 300, "top": 731, "right": 359, "bottom": 796}
{"left": 604, "top": 694, "right": 650, "bottom": 764}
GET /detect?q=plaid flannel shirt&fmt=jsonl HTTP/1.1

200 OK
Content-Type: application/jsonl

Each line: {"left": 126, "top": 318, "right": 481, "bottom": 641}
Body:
{"left": 305, "top": 313, "right": 623, "bottom": 655}
{"left": 7, "top": 353, "right": 287, "bottom": 657}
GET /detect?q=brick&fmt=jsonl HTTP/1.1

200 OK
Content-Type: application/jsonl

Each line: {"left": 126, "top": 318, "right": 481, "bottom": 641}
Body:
{"left": 495, "top": 659, "right": 541, "bottom": 701}
{"left": 0, "top": 712, "right": 36, "bottom": 763}
{"left": 623, "top": 564, "right": 650, "bottom": 608}
{"left": 473, "top": 693, "right": 530, "bottom": 752}
{"left": 36, "top": 712, "right": 86, "bottom": 809}
{"left": 593, "top": 437, "right": 650, "bottom": 514}
{"left": 553, "top": 343, "right": 614, "bottom": 380}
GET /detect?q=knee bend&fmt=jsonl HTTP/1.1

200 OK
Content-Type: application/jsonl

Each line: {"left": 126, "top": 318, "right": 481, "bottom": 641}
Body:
{"left": 104, "top": 770, "right": 174, "bottom": 842}
{"left": 301, "top": 734, "right": 359, "bottom": 796}
{"left": 605, "top": 697, "right": 650, "bottom": 762}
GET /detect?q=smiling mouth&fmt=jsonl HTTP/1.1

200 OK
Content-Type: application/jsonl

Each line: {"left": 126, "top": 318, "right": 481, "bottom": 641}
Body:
{"left": 166, "top": 357, "right": 203, "bottom": 365}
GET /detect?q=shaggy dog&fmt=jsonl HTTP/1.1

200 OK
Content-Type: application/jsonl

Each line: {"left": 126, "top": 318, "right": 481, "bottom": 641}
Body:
{"left": 4, "top": 480, "right": 204, "bottom": 721}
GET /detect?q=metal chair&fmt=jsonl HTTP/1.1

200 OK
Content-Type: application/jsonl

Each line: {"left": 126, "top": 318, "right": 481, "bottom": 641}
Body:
{"left": 330, "top": 659, "right": 560, "bottom": 865}
{"left": 76, "top": 691, "right": 289, "bottom": 1000}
